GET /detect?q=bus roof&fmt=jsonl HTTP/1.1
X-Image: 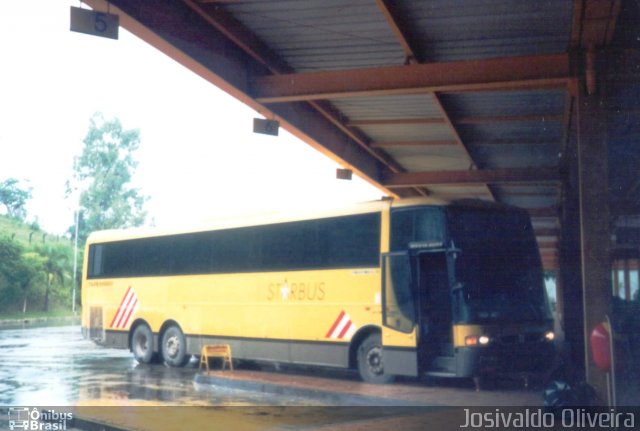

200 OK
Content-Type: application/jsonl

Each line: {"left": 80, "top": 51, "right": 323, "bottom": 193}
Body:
{"left": 85, "top": 196, "right": 491, "bottom": 244}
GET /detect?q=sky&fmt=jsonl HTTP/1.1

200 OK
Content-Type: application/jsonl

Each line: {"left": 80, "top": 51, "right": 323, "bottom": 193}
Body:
{"left": 0, "top": 1, "right": 384, "bottom": 235}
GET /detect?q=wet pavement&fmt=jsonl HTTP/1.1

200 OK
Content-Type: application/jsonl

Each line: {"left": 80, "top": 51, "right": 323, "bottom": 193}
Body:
{"left": 0, "top": 324, "right": 447, "bottom": 429}
{"left": 0, "top": 324, "right": 566, "bottom": 431}
{"left": 2, "top": 324, "right": 637, "bottom": 430}
{"left": 0, "top": 324, "right": 325, "bottom": 406}
{"left": 0, "top": 323, "right": 547, "bottom": 408}
{"left": 196, "top": 369, "right": 542, "bottom": 406}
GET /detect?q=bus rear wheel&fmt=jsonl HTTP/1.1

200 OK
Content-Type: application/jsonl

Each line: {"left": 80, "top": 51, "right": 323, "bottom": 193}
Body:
{"left": 357, "top": 333, "right": 394, "bottom": 384}
{"left": 131, "top": 324, "right": 156, "bottom": 364}
{"left": 161, "top": 325, "right": 189, "bottom": 367}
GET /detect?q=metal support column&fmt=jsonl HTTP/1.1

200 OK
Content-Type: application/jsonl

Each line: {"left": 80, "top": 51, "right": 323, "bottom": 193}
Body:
{"left": 577, "top": 88, "right": 612, "bottom": 400}
{"left": 559, "top": 129, "right": 585, "bottom": 377}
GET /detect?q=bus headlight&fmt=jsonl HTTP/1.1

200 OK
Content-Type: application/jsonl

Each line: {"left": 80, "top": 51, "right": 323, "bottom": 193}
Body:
{"left": 465, "top": 335, "right": 491, "bottom": 346}
{"left": 544, "top": 331, "right": 555, "bottom": 341}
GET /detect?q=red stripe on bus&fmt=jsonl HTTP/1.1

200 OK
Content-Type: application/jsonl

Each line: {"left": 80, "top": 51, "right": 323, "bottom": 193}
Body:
{"left": 120, "top": 298, "right": 138, "bottom": 329}
{"left": 110, "top": 286, "right": 132, "bottom": 328}
{"left": 325, "top": 310, "right": 345, "bottom": 338}
{"left": 337, "top": 320, "right": 352, "bottom": 339}
{"left": 115, "top": 290, "right": 136, "bottom": 329}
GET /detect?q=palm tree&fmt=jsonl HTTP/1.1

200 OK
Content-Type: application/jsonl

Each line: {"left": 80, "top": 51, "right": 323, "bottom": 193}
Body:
{"left": 18, "top": 252, "right": 45, "bottom": 313}
{"left": 35, "top": 244, "right": 71, "bottom": 312}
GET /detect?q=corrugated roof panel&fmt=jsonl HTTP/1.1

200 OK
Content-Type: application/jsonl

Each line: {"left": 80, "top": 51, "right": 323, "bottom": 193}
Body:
{"left": 358, "top": 123, "right": 455, "bottom": 142}
{"left": 496, "top": 185, "right": 559, "bottom": 195}
{"left": 423, "top": 38, "right": 569, "bottom": 62}
{"left": 331, "top": 95, "right": 443, "bottom": 120}
{"left": 396, "top": 0, "right": 573, "bottom": 62}
{"left": 440, "top": 90, "right": 567, "bottom": 118}
{"left": 214, "top": 0, "right": 574, "bottom": 211}
{"left": 225, "top": 0, "right": 404, "bottom": 71}
{"left": 497, "top": 194, "right": 559, "bottom": 209}
{"left": 459, "top": 122, "right": 564, "bottom": 142}
{"left": 428, "top": 185, "right": 493, "bottom": 198}
{"left": 469, "top": 144, "right": 561, "bottom": 169}
{"left": 224, "top": 0, "right": 572, "bottom": 69}
{"left": 385, "top": 145, "right": 471, "bottom": 171}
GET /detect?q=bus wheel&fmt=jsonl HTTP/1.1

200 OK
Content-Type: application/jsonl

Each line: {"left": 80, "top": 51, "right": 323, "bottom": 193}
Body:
{"left": 131, "top": 324, "right": 155, "bottom": 364}
{"left": 357, "top": 333, "right": 394, "bottom": 384}
{"left": 161, "top": 325, "right": 189, "bottom": 367}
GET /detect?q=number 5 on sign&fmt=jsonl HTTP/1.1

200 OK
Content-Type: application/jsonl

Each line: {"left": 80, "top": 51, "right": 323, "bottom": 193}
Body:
{"left": 70, "top": 6, "right": 119, "bottom": 40}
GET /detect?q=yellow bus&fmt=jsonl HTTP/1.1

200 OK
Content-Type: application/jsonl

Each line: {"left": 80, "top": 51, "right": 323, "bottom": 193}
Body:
{"left": 81, "top": 198, "right": 555, "bottom": 383}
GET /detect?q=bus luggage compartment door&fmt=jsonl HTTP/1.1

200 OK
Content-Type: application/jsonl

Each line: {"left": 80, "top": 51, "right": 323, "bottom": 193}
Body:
{"left": 89, "top": 306, "right": 104, "bottom": 342}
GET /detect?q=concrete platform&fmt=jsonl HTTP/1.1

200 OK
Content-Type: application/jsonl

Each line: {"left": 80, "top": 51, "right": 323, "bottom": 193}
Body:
{"left": 194, "top": 368, "right": 543, "bottom": 406}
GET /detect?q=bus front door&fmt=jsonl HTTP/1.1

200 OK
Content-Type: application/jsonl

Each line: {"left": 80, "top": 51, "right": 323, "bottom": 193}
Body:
{"left": 417, "top": 251, "right": 455, "bottom": 376}
{"left": 381, "top": 252, "right": 418, "bottom": 377}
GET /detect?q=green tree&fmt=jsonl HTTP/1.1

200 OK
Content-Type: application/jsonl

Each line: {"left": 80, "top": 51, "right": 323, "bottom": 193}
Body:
{"left": 68, "top": 113, "right": 148, "bottom": 243}
{"left": 0, "top": 178, "right": 32, "bottom": 220}
{"left": 34, "top": 243, "right": 71, "bottom": 312}
{"left": 18, "top": 252, "right": 46, "bottom": 313}
{"left": 0, "top": 237, "right": 24, "bottom": 310}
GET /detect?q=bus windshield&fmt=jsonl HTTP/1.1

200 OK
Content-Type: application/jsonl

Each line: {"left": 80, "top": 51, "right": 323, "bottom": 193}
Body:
{"left": 447, "top": 206, "right": 552, "bottom": 324}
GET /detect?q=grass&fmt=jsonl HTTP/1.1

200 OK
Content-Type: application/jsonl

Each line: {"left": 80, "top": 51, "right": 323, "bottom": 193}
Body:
{"left": 0, "top": 214, "right": 68, "bottom": 247}
{"left": 0, "top": 215, "right": 78, "bottom": 319}
{"left": 0, "top": 309, "right": 79, "bottom": 321}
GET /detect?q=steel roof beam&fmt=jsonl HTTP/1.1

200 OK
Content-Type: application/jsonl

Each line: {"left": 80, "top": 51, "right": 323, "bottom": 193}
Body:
{"left": 572, "top": 0, "right": 622, "bottom": 48}
{"left": 383, "top": 168, "right": 561, "bottom": 188}
{"left": 79, "top": 0, "right": 409, "bottom": 198}
{"left": 252, "top": 54, "right": 572, "bottom": 103}
{"left": 375, "top": 0, "right": 419, "bottom": 64}
{"left": 374, "top": 0, "right": 496, "bottom": 202}
{"left": 430, "top": 93, "right": 496, "bottom": 201}
{"left": 181, "top": 0, "right": 428, "bottom": 197}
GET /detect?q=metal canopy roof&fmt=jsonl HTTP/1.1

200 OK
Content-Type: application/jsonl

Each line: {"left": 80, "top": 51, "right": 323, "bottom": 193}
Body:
{"left": 84, "top": 0, "right": 640, "bottom": 270}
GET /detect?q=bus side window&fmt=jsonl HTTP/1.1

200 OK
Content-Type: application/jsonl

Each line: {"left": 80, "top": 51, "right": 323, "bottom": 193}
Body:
{"left": 382, "top": 252, "right": 416, "bottom": 333}
{"left": 89, "top": 244, "right": 103, "bottom": 278}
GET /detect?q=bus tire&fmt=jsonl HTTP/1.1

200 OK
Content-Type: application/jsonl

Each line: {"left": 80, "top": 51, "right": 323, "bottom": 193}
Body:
{"left": 131, "top": 324, "right": 155, "bottom": 364}
{"left": 161, "top": 325, "right": 189, "bottom": 367}
{"left": 357, "top": 333, "right": 394, "bottom": 384}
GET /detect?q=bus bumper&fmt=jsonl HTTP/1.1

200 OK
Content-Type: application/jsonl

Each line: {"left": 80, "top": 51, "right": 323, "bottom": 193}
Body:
{"left": 456, "top": 342, "right": 555, "bottom": 378}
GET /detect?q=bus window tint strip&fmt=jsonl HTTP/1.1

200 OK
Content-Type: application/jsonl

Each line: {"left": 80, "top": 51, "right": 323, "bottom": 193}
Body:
{"left": 87, "top": 213, "right": 381, "bottom": 278}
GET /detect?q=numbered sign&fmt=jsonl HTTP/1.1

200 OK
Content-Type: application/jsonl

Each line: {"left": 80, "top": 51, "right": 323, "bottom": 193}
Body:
{"left": 70, "top": 6, "right": 119, "bottom": 40}
{"left": 253, "top": 118, "right": 280, "bottom": 136}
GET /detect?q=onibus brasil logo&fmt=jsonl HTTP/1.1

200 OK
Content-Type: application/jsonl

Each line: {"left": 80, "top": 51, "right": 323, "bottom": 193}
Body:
{"left": 7, "top": 408, "right": 72, "bottom": 431}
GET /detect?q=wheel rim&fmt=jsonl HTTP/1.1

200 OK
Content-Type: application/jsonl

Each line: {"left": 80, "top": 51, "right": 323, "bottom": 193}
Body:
{"left": 366, "top": 345, "right": 384, "bottom": 376}
{"left": 165, "top": 334, "right": 180, "bottom": 359}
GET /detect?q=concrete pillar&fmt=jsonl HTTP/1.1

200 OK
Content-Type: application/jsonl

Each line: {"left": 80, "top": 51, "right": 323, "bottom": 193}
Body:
{"left": 576, "top": 88, "right": 612, "bottom": 400}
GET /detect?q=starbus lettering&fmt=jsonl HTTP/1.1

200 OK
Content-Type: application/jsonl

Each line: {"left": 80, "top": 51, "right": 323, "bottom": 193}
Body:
{"left": 267, "top": 282, "right": 325, "bottom": 301}
{"left": 290, "top": 282, "right": 326, "bottom": 301}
